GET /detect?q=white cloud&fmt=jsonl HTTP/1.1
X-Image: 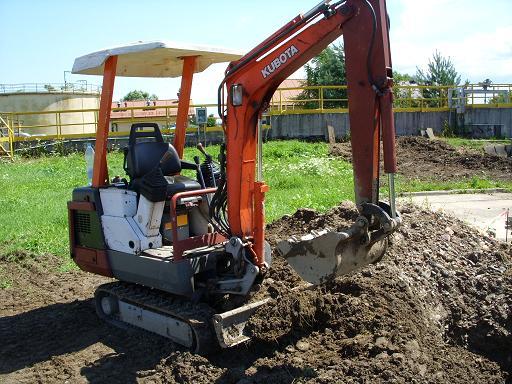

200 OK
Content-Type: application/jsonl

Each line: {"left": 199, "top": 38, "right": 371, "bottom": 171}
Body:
{"left": 112, "top": 1, "right": 511, "bottom": 105}
{"left": 389, "top": 0, "right": 512, "bottom": 82}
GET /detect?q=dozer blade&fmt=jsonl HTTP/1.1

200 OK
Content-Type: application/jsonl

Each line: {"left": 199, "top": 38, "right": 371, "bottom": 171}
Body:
{"left": 212, "top": 298, "right": 271, "bottom": 348}
{"left": 277, "top": 205, "right": 400, "bottom": 284}
{"left": 212, "top": 283, "right": 312, "bottom": 347}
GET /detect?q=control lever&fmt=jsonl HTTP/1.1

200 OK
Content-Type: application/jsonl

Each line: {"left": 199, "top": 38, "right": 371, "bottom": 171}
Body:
{"left": 194, "top": 155, "right": 212, "bottom": 206}
{"left": 194, "top": 156, "right": 207, "bottom": 189}
{"left": 197, "top": 142, "right": 213, "bottom": 162}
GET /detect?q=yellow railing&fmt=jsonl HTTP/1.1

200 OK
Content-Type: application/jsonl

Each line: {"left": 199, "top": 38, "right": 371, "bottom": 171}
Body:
{"left": 0, "top": 83, "right": 511, "bottom": 154}
{"left": 1, "top": 103, "right": 224, "bottom": 141}
{"left": 269, "top": 84, "right": 512, "bottom": 114}
{"left": 0, "top": 114, "right": 15, "bottom": 159}
{"left": 0, "top": 82, "right": 100, "bottom": 94}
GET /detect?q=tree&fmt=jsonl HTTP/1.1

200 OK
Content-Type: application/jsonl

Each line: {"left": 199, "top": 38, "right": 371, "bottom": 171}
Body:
{"left": 489, "top": 93, "right": 508, "bottom": 104}
{"left": 44, "top": 84, "right": 56, "bottom": 92}
{"left": 415, "top": 50, "right": 461, "bottom": 86}
{"left": 121, "top": 90, "right": 158, "bottom": 101}
{"left": 489, "top": 89, "right": 511, "bottom": 105}
{"left": 297, "top": 43, "right": 347, "bottom": 109}
{"left": 207, "top": 114, "right": 216, "bottom": 127}
{"left": 478, "top": 79, "right": 493, "bottom": 103}
{"left": 392, "top": 71, "right": 418, "bottom": 108}
{"left": 393, "top": 71, "right": 413, "bottom": 84}
{"left": 415, "top": 50, "right": 460, "bottom": 107}
{"left": 479, "top": 78, "right": 492, "bottom": 90}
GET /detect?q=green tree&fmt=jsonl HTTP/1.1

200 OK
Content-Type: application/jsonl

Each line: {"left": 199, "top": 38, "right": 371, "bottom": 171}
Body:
{"left": 207, "top": 114, "right": 216, "bottom": 127}
{"left": 489, "top": 91, "right": 511, "bottom": 105}
{"left": 121, "top": 90, "right": 158, "bottom": 101}
{"left": 297, "top": 43, "right": 347, "bottom": 109}
{"left": 392, "top": 71, "right": 418, "bottom": 108}
{"left": 393, "top": 71, "right": 413, "bottom": 83}
{"left": 479, "top": 79, "right": 493, "bottom": 104}
{"left": 479, "top": 78, "right": 492, "bottom": 90}
{"left": 415, "top": 50, "right": 461, "bottom": 86}
{"left": 415, "top": 50, "right": 460, "bottom": 107}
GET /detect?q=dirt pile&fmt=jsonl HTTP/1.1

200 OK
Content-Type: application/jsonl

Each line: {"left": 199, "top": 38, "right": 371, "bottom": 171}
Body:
{"left": 1, "top": 203, "right": 511, "bottom": 383}
{"left": 247, "top": 204, "right": 511, "bottom": 382}
{"left": 329, "top": 136, "right": 512, "bottom": 181}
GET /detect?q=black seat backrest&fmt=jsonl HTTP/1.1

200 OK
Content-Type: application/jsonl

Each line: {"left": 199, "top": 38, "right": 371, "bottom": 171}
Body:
{"left": 124, "top": 123, "right": 181, "bottom": 179}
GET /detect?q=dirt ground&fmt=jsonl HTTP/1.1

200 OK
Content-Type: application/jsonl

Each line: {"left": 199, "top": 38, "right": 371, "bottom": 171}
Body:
{"left": 1, "top": 203, "right": 511, "bottom": 383}
{"left": 329, "top": 136, "right": 512, "bottom": 181}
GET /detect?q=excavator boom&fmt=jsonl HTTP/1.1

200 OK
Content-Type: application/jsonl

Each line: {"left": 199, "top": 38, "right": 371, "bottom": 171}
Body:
{"left": 213, "top": 0, "right": 401, "bottom": 282}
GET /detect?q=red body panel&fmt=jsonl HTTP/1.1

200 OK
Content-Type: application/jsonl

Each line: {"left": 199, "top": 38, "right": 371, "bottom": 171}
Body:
{"left": 169, "top": 188, "right": 226, "bottom": 261}
{"left": 74, "top": 247, "right": 113, "bottom": 277}
{"left": 67, "top": 201, "right": 113, "bottom": 277}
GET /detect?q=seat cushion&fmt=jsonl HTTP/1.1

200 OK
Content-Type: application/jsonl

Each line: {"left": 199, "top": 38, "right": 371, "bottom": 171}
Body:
{"left": 164, "top": 175, "right": 201, "bottom": 196}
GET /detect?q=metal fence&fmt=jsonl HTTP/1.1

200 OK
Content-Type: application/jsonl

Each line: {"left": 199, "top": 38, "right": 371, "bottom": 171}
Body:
{"left": 268, "top": 84, "right": 512, "bottom": 114}
{"left": 0, "top": 84, "right": 511, "bottom": 159}
{"left": 0, "top": 103, "right": 224, "bottom": 158}
{"left": 0, "top": 82, "right": 101, "bottom": 94}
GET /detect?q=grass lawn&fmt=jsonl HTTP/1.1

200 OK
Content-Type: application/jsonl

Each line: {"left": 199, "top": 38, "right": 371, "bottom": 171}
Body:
{"left": 0, "top": 141, "right": 353, "bottom": 261}
{"left": 440, "top": 137, "right": 510, "bottom": 150}
{"left": 397, "top": 176, "right": 512, "bottom": 193}
{"left": 0, "top": 139, "right": 509, "bottom": 262}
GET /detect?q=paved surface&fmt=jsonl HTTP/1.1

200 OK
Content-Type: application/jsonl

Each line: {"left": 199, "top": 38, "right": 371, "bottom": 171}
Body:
{"left": 401, "top": 192, "right": 512, "bottom": 242}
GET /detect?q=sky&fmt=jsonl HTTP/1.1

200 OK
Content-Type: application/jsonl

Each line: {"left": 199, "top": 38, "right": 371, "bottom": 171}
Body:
{"left": 1, "top": 0, "right": 511, "bottom": 105}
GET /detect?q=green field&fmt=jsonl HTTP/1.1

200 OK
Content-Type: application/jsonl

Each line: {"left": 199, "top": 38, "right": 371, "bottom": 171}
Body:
{"left": 0, "top": 139, "right": 509, "bottom": 263}
{"left": 0, "top": 141, "right": 353, "bottom": 261}
{"left": 441, "top": 137, "right": 510, "bottom": 150}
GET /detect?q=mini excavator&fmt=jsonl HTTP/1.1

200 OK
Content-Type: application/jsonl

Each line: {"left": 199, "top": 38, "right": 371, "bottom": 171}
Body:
{"left": 68, "top": 0, "right": 401, "bottom": 352}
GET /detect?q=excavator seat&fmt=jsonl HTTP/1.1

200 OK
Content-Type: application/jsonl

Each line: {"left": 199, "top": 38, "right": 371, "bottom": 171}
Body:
{"left": 124, "top": 123, "right": 200, "bottom": 199}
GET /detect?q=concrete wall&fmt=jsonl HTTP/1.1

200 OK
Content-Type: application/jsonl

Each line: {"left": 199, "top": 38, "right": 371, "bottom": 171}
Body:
{"left": 269, "top": 108, "right": 512, "bottom": 140}
{"left": 463, "top": 108, "right": 512, "bottom": 138}
{"left": 0, "top": 92, "right": 99, "bottom": 135}
{"left": 14, "top": 132, "right": 226, "bottom": 156}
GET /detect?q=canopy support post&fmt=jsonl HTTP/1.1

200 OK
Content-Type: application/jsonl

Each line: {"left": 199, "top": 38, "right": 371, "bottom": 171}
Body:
{"left": 92, "top": 55, "right": 117, "bottom": 187}
{"left": 173, "top": 56, "right": 197, "bottom": 158}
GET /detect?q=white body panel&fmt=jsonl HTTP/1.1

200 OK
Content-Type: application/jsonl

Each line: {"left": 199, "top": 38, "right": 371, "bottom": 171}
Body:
{"left": 101, "top": 216, "right": 162, "bottom": 254}
{"left": 100, "top": 188, "right": 137, "bottom": 217}
{"left": 135, "top": 195, "right": 165, "bottom": 237}
{"left": 100, "top": 188, "right": 162, "bottom": 254}
{"left": 102, "top": 215, "right": 142, "bottom": 253}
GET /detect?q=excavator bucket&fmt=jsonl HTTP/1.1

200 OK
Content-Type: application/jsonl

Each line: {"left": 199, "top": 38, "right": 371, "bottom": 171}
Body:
{"left": 277, "top": 204, "right": 400, "bottom": 284}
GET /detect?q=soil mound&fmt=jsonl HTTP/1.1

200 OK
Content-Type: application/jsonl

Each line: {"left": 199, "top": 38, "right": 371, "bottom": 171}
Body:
{"left": 248, "top": 204, "right": 511, "bottom": 383}
{"left": 1, "top": 203, "right": 511, "bottom": 383}
{"left": 329, "top": 136, "right": 512, "bottom": 181}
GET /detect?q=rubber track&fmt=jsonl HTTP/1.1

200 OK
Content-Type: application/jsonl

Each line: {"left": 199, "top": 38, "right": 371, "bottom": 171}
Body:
{"left": 94, "top": 282, "right": 217, "bottom": 354}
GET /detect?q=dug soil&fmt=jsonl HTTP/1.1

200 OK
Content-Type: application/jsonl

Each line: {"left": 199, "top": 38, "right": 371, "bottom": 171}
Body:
{"left": 329, "top": 136, "right": 512, "bottom": 182}
{"left": 1, "top": 203, "right": 511, "bottom": 383}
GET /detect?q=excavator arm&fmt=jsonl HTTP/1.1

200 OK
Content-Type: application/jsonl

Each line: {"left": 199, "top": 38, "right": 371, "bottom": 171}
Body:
{"left": 213, "top": 0, "right": 401, "bottom": 283}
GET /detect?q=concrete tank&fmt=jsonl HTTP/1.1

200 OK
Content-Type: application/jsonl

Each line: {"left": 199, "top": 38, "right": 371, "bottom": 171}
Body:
{"left": 0, "top": 84, "right": 100, "bottom": 136}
